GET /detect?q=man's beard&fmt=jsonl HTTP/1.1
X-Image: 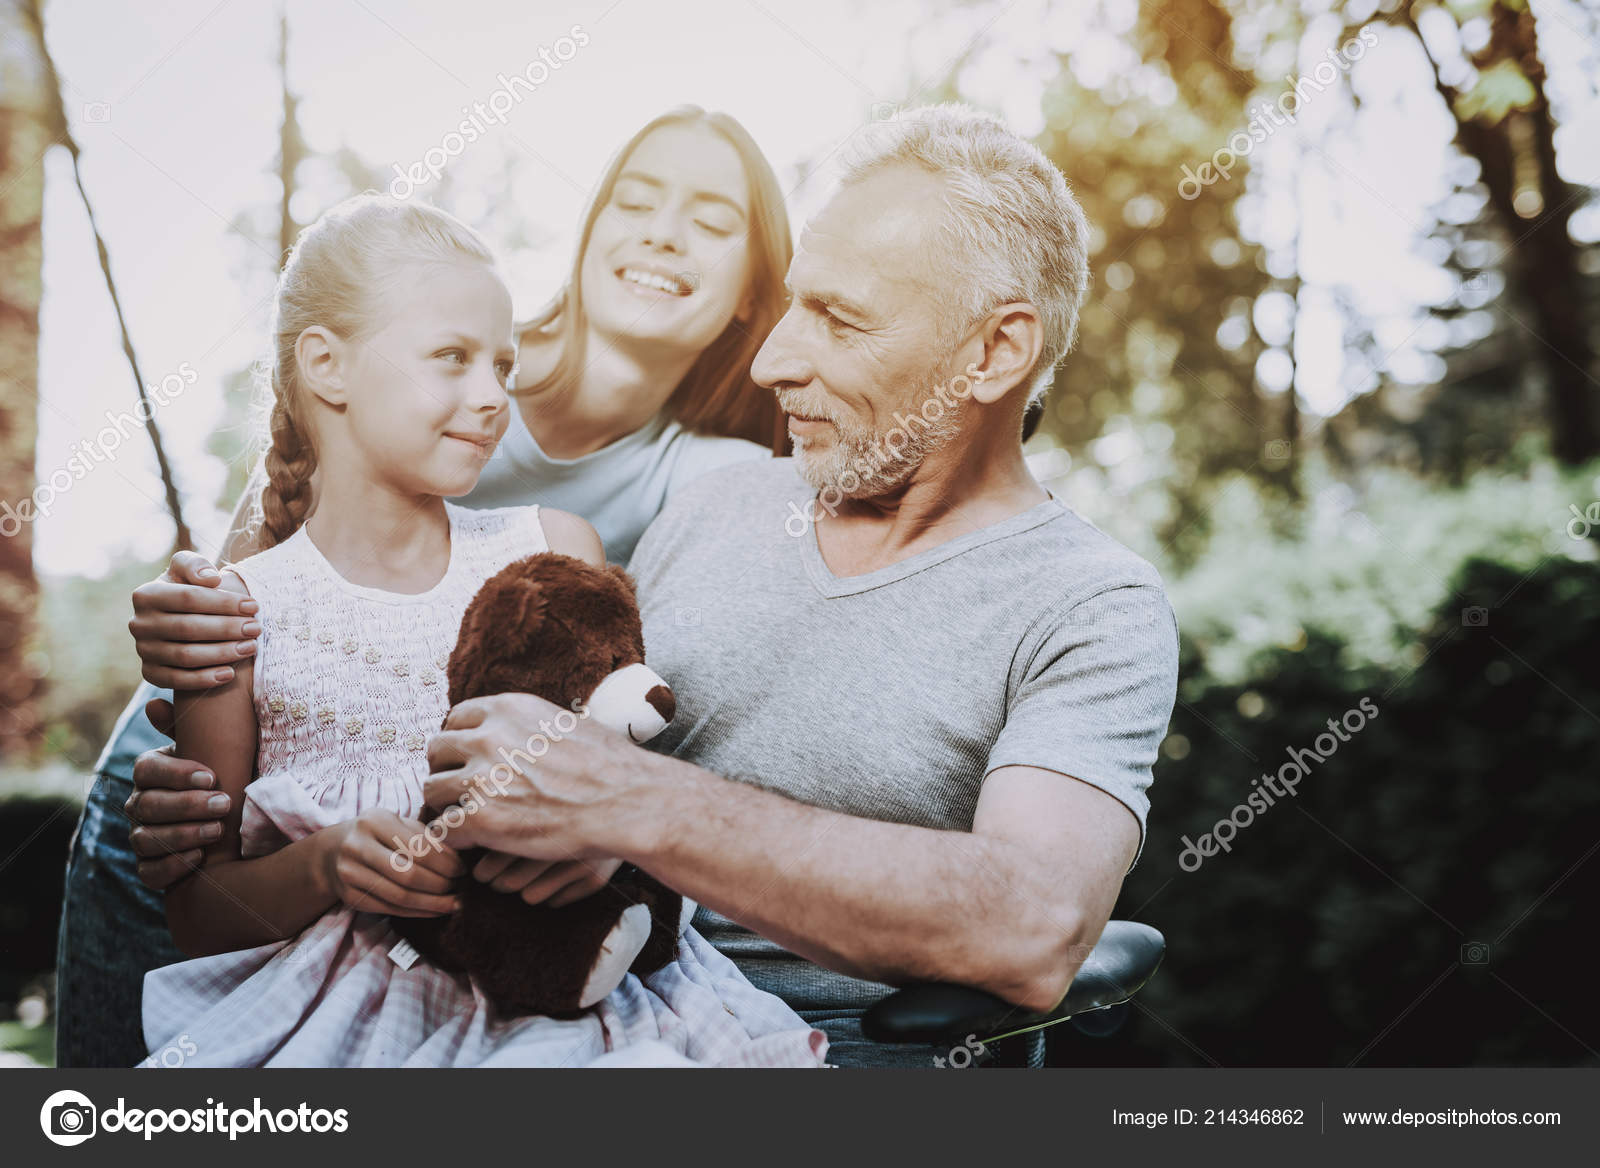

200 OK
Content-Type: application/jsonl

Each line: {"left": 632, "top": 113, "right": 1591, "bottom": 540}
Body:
{"left": 786, "top": 363, "right": 965, "bottom": 499}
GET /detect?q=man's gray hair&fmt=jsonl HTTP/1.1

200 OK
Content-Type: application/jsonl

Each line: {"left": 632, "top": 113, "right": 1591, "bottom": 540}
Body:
{"left": 837, "top": 103, "right": 1091, "bottom": 404}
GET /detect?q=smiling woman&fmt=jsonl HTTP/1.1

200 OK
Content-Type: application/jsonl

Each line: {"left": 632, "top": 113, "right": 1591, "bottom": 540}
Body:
{"left": 513, "top": 106, "right": 793, "bottom": 457}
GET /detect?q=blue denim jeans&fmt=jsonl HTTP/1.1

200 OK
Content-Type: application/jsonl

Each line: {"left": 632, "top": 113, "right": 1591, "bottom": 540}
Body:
{"left": 55, "top": 683, "right": 180, "bottom": 1068}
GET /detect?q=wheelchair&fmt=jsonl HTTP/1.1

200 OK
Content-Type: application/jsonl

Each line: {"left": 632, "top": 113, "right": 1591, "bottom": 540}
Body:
{"left": 861, "top": 920, "right": 1165, "bottom": 1067}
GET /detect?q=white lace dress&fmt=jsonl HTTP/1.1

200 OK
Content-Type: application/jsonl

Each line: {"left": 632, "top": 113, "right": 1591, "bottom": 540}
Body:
{"left": 138, "top": 500, "right": 827, "bottom": 1068}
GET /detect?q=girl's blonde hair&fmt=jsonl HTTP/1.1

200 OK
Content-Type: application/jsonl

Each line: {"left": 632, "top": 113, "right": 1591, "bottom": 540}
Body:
{"left": 248, "top": 195, "right": 498, "bottom": 551}
{"left": 519, "top": 106, "right": 792, "bottom": 453}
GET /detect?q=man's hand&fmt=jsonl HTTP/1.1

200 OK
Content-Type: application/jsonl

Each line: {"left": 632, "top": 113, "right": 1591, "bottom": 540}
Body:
{"left": 130, "top": 550, "right": 260, "bottom": 690}
{"left": 469, "top": 852, "right": 624, "bottom": 908}
{"left": 423, "top": 692, "right": 666, "bottom": 863}
{"left": 126, "top": 696, "right": 232, "bottom": 889}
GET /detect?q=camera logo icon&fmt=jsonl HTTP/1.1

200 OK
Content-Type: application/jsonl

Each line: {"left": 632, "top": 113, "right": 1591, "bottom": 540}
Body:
{"left": 1461, "top": 606, "right": 1489, "bottom": 627}
{"left": 40, "top": 1089, "right": 97, "bottom": 1146}
{"left": 1461, "top": 942, "right": 1491, "bottom": 966}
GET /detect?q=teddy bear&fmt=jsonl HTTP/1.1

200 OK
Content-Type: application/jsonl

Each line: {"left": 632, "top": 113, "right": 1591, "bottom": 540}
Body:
{"left": 390, "top": 552, "right": 686, "bottom": 1020}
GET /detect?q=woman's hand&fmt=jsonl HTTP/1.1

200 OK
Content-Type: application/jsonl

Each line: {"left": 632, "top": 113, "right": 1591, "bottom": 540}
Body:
{"left": 318, "top": 809, "right": 465, "bottom": 918}
{"left": 469, "top": 852, "right": 624, "bottom": 907}
{"left": 129, "top": 550, "right": 261, "bottom": 690}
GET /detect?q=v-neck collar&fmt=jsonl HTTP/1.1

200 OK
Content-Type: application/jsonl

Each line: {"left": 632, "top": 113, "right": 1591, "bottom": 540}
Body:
{"left": 798, "top": 493, "right": 1068, "bottom": 598}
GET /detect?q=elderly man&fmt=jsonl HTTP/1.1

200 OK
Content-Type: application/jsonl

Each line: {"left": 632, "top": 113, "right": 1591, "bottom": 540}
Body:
{"left": 117, "top": 106, "right": 1177, "bottom": 1067}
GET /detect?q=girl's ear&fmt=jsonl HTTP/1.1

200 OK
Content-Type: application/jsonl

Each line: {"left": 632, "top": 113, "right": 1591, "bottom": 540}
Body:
{"left": 297, "top": 326, "right": 348, "bottom": 407}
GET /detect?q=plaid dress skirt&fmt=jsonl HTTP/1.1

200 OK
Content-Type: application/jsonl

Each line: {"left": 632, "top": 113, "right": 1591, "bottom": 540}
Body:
{"left": 138, "top": 774, "right": 828, "bottom": 1068}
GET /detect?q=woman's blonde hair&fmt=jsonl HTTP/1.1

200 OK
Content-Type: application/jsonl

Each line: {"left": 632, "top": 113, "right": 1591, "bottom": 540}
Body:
{"left": 519, "top": 106, "right": 792, "bottom": 453}
{"left": 248, "top": 194, "right": 498, "bottom": 551}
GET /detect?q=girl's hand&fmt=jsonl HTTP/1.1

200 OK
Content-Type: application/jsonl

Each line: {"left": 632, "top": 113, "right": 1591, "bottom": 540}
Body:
{"left": 320, "top": 809, "right": 465, "bottom": 917}
{"left": 470, "top": 852, "right": 624, "bottom": 907}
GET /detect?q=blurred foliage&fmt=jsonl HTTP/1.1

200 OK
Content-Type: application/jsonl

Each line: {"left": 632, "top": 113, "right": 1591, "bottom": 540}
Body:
{"left": 1162, "top": 454, "right": 1600, "bottom": 681}
{"left": 0, "top": 795, "right": 75, "bottom": 1034}
{"left": 1058, "top": 552, "right": 1600, "bottom": 1066}
{"left": 1029, "top": 0, "right": 1282, "bottom": 563}
{"left": 30, "top": 557, "right": 163, "bottom": 773}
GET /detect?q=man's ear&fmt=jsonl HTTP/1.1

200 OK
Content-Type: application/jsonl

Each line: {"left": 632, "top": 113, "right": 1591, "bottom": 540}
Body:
{"left": 969, "top": 303, "right": 1045, "bottom": 404}
{"left": 463, "top": 575, "right": 547, "bottom": 650}
{"left": 297, "top": 325, "right": 349, "bottom": 408}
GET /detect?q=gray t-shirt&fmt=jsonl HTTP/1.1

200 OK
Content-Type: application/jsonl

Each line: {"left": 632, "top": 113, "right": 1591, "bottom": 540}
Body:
{"left": 628, "top": 458, "right": 1180, "bottom": 1031}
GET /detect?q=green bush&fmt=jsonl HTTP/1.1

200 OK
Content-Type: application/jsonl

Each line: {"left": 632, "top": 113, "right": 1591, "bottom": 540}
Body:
{"left": 1081, "top": 555, "right": 1600, "bottom": 1066}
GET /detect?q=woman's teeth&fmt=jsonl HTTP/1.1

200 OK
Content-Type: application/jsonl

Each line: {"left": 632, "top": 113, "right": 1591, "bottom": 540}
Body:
{"left": 619, "top": 268, "right": 691, "bottom": 296}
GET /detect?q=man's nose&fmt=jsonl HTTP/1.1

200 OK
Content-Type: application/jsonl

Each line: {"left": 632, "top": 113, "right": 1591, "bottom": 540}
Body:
{"left": 751, "top": 308, "right": 810, "bottom": 391}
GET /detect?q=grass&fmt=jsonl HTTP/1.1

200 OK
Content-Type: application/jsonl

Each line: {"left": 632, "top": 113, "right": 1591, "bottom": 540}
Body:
{"left": 0, "top": 1020, "right": 54, "bottom": 1067}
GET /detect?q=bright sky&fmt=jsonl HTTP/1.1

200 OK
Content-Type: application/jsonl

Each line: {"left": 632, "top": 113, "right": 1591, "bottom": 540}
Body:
{"left": 29, "top": 0, "right": 1598, "bottom": 577}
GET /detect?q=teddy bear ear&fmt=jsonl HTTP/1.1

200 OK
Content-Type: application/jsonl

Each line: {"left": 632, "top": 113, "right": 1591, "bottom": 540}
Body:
{"left": 604, "top": 564, "right": 639, "bottom": 601}
{"left": 464, "top": 575, "right": 546, "bottom": 649}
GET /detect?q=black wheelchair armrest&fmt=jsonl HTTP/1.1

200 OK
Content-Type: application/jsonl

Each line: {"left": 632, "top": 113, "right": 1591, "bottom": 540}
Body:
{"left": 859, "top": 920, "right": 1165, "bottom": 1045}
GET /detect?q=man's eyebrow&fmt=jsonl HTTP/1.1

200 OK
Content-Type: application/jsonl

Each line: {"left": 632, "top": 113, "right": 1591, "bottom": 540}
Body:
{"left": 615, "top": 170, "right": 747, "bottom": 219}
{"left": 785, "top": 280, "right": 873, "bottom": 322}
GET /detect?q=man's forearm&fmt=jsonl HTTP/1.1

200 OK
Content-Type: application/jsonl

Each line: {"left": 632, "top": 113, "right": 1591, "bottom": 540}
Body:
{"left": 617, "top": 756, "right": 1086, "bottom": 1011}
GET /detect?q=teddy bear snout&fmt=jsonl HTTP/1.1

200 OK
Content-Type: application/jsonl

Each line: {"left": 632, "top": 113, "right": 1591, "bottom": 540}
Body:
{"left": 583, "top": 662, "right": 674, "bottom": 744}
{"left": 645, "top": 684, "right": 676, "bottom": 725}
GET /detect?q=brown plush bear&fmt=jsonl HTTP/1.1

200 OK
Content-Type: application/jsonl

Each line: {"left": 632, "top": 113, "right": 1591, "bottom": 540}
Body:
{"left": 391, "top": 552, "right": 685, "bottom": 1020}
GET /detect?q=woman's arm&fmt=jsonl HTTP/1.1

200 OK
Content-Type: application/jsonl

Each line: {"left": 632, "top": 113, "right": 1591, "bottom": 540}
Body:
{"left": 164, "top": 571, "right": 461, "bottom": 957}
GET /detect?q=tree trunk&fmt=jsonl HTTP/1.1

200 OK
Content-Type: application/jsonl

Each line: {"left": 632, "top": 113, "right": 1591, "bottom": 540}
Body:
{"left": 1403, "top": 0, "right": 1600, "bottom": 463}
{"left": 0, "top": 0, "right": 50, "bottom": 757}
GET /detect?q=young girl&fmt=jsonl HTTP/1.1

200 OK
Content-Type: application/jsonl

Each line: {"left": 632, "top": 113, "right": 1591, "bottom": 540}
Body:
{"left": 137, "top": 195, "right": 826, "bottom": 1068}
